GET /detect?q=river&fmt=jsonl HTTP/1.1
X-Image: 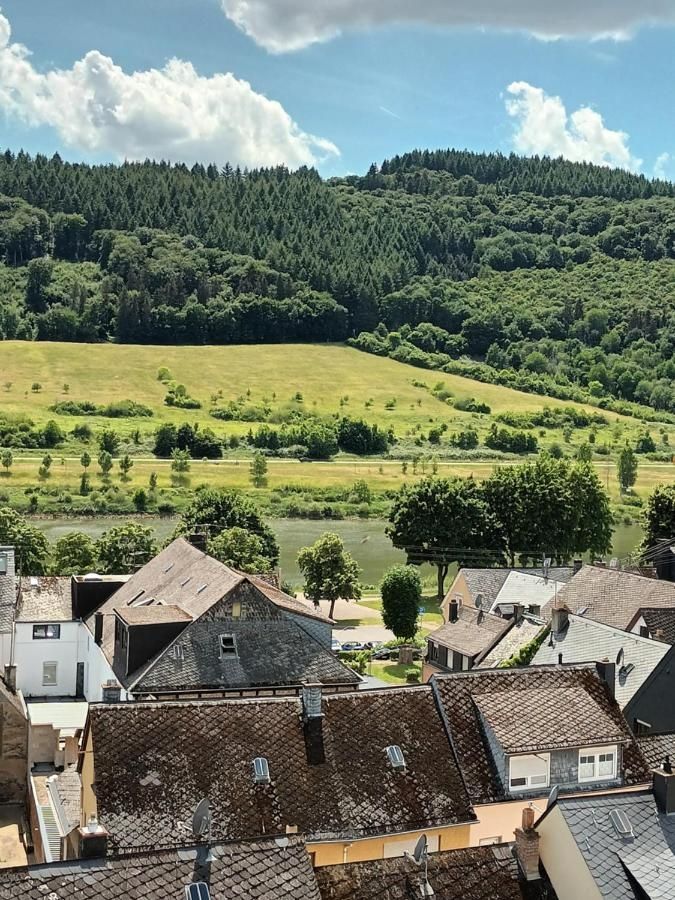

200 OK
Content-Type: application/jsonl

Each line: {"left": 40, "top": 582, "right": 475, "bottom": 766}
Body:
{"left": 32, "top": 516, "right": 644, "bottom": 589}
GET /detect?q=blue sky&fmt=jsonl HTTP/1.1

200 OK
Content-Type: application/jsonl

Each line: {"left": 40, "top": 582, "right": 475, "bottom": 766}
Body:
{"left": 1, "top": 0, "right": 674, "bottom": 178}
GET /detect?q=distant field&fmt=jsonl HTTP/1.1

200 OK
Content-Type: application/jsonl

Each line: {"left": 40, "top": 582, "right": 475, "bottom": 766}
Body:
{"left": 0, "top": 340, "right": 659, "bottom": 451}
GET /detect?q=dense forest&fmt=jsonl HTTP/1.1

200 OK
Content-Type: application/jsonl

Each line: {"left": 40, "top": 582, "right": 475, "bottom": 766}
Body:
{"left": 4, "top": 147, "right": 675, "bottom": 413}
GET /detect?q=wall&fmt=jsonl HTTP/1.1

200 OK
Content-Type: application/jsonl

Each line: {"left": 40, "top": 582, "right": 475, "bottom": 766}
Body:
{"left": 84, "top": 632, "right": 126, "bottom": 702}
{"left": 0, "top": 687, "right": 28, "bottom": 804}
{"left": 537, "top": 805, "right": 602, "bottom": 900}
{"left": 80, "top": 728, "right": 96, "bottom": 827}
{"left": 625, "top": 646, "right": 675, "bottom": 734}
{"left": 309, "top": 823, "right": 471, "bottom": 867}
{"left": 440, "top": 573, "right": 471, "bottom": 623}
{"left": 14, "top": 621, "right": 84, "bottom": 697}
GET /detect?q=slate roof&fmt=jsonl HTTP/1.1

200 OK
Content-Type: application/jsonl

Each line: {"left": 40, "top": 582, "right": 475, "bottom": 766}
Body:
{"left": 86, "top": 686, "right": 475, "bottom": 851}
{"left": 49, "top": 765, "right": 81, "bottom": 833}
{"left": 0, "top": 547, "right": 16, "bottom": 634}
{"left": 533, "top": 614, "right": 671, "bottom": 707}
{"left": 547, "top": 566, "right": 675, "bottom": 630}
{"left": 0, "top": 837, "right": 320, "bottom": 900}
{"left": 16, "top": 576, "right": 72, "bottom": 622}
{"left": 473, "top": 686, "right": 628, "bottom": 754}
{"left": 429, "top": 605, "right": 511, "bottom": 660}
{"left": 632, "top": 606, "right": 675, "bottom": 644}
{"left": 315, "top": 843, "right": 557, "bottom": 900}
{"left": 637, "top": 732, "right": 675, "bottom": 771}
{"left": 546, "top": 791, "right": 675, "bottom": 900}
{"left": 85, "top": 538, "right": 330, "bottom": 664}
{"left": 489, "top": 571, "right": 569, "bottom": 614}
{"left": 478, "top": 616, "right": 546, "bottom": 668}
{"left": 132, "top": 618, "right": 360, "bottom": 693}
{"left": 431, "top": 665, "right": 649, "bottom": 805}
{"left": 458, "top": 567, "right": 574, "bottom": 608}
{"left": 116, "top": 604, "right": 192, "bottom": 626}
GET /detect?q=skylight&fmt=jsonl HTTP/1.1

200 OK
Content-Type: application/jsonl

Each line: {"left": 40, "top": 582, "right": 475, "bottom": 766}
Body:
{"left": 609, "top": 808, "right": 634, "bottom": 838}
{"left": 253, "top": 757, "right": 271, "bottom": 784}
{"left": 386, "top": 745, "right": 406, "bottom": 770}
{"left": 185, "top": 885, "right": 211, "bottom": 900}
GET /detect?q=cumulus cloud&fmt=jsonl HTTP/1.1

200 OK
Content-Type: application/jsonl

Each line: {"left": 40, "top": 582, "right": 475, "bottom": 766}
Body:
{"left": 505, "top": 82, "right": 641, "bottom": 170}
{"left": 654, "top": 152, "right": 671, "bottom": 179}
{"left": 220, "top": 0, "right": 675, "bottom": 53}
{"left": 0, "top": 11, "right": 338, "bottom": 168}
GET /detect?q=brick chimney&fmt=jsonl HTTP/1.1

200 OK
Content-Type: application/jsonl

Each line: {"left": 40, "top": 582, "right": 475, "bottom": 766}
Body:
{"left": 449, "top": 599, "right": 459, "bottom": 623}
{"left": 573, "top": 559, "right": 583, "bottom": 574}
{"left": 94, "top": 611, "right": 104, "bottom": 646}
{"left": 301, "top": 684, "right": 325, "bottom": 765}
{"left": 101, "top": 681, "right": 121, "bottom": 703}
{"left": 78, "top": 815, "right": 109, "bottom": 859}
{"left": 595, "top": 660, "right": 616, "bottom": 701}
{"left": 514, "top": 805, "right": 540, "bottom": 881}
{"left": 3, "top": 664, "right": 16, "bottom": 693}
{"left": 654, "top": 758, "right": 675, "bottom": 815}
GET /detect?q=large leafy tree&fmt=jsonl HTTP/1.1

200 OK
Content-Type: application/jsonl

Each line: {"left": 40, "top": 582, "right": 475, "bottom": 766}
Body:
{"left": 617, "top": 444, "right": 638, "bottom": 493}
{"left": 388, "top": 476, "right": 503, "bottom": 599}
{"left": 96, "top": 523, "right": 158, "bottom": 574}
{"left": 51, "top": 532, "right": 98, "bottom": 576}
{"left": 642, "top": 485, "right": 675, "bottom": 551}
{"left": 297, "top": 532, "right": 361, "bottom": 619}
{"left": 179, "top": 488, "right": 279, "bottom": 565}
{"left": 381, "top": 565, "right": 422, "bottom": 641}
{"left": 208, "top": 528, "right": 272, "bottom": 574}
{"left": 0, "top": 507, "right": 50, "bottom": 574}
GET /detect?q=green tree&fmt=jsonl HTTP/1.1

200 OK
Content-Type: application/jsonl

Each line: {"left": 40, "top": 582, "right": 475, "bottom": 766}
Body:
{"left": 79, "top": 472, "right": 91, "bottom": 495}
{"left": 617, "top": 444, "right": 638, "bottom": 493}
{"left": 149, "top": 471, "right": 158, "bottom": 491}
{"left": 380, "top": 565, "right": 422, "bottom": 640}
{"left": 51, "top": 532, "right": 97, "bottom": 575}
{"left": 1, "top": 451, "right": 12, "bottom": 475}
{"left": 171, "top": 448, "right": 191, "bottom": 473}
{"left": 576, "top": 443, "right": 592, "bottom": 462}
{"left": 388, "top": 476, "right": 502, "bottom": 598}
{"left": 119, "top": 454, "right": 133, "bottom": 480}
{"left": 178, "top": 488, "right": 278, "bottom": 564}
{"left": 97, "top": 450, "right": 113, "bottom": 477}
{"left": 297, "top": 532, "right": 361, "bottom": 619}
{"left": 208, "top": 527, "right": 273, "bottom": 573}
{"left": 80, "top": 451, "right": 91, "bottom": 470}
{"left": 98, "top": 428, "right": 120, "bottom": 455}
{"left": 96, "top": 523, "right": 158, "bottom": 573}
{"left": 132, "top": 488, "right": 148, "bottom": 512}
{"left": 642, "top": 485, "right": 675, "bottom": 550}
{"left": 0, "top": 507, "right": 49, "bottom": 574}
{"left": 249, "top": 452, "right": 268, "bottom": 488}
{"left": 31, "top": 382, "right": 42, "bottom": 393}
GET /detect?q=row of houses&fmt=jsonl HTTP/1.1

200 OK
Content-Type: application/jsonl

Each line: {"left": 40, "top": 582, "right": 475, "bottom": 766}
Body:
{"left": 0, "top": 540, "right": 674, "bottom": 896}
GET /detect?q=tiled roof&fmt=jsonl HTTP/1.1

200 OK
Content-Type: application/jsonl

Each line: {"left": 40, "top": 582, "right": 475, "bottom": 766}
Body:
{"left": 87, "top": 687, "right": 474, "bottom": 851}
{"left": 85, "top": 538, "right": 330, "bottom": 663}
{"left": 549, "top": 791, "right": 675, "bottom": 900}
{"left": 459, "top": 567, "right": 574, "bottom": 607}
{"left": 132, "top": 618, "right": 360, "bottom": 693}
{"left": 116, "top": 604, "right": 192, "bottom": 625}
{"left": 431, "top": 666, "right": 649, "bottom": 805}
{"left": 0, "top": 547, "right": 16, "bottom": 634}
{"left": 315, "top": 843, "right": 557, "bottom": 900}
{"left": 429, "top": 605, "right": 511, "bottom": 659}
{"left": 16, "top": 576, "right": 72, "bottom": 622}
{"left": 547, "top": 566, "right": 675, "bottom": 630}
{"left": 0, "top": 837, "right": 320, "bottom": 900}
{"left": 473, "top": 686, "right": 628, "bottom": 754}
{"left": 50, "top": 765, "right": 81, "bottom": 832}
{"left": 637, "top": 732, "right": 675, "bottom": 771}
{"left": 478, "top": 616, "right": 545, "bottom": 668}
{"left": 490, "top": 571, "right": 568, "bottom": 613}
{"left": 533, "top": 614, "right": 671, "bottom": 707}
{"left": 635, "top": 607, "right": 675, "bottom": 644}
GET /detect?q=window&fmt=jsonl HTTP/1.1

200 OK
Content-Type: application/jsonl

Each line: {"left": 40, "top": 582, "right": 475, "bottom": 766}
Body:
{"left": 42, "top": 662, "right": 57, "bottom": 686}
{"left": 219, "top": 634, "right": 237, "bottom": 658}
{"left": 253, "top": 757, "right": 270, "bottom": 784}
{"left": 33, "top": 624, "right": 60, "bottom": 640}
{"left": 231, "top": 600, "right": 241, "bottom": 618}
{"left": 428, "top": 642, "right": 438, "bottom": 661}
{"left": 578, "top": 746, "right": 616, "bottom": 782}
{"left": 184, "top": 885, "right": 210, "bottom": 900}
{"left": 386, "top": 745, "right": 406, "bottom": 770}
{"left": 509, "top": 754, "right": 550, "bottom": 791}
{"left": 479, "top": 836, "right": 502, "bottom": 846}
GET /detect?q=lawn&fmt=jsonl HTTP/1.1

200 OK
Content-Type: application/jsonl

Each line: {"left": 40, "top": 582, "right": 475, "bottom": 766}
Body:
{"left": 369, "top": 661, "right": 423, "bottom": 685}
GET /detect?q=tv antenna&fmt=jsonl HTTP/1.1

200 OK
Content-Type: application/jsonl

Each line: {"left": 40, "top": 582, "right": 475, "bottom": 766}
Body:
{"left": 406, "top": 834, "right": 435, "bottom": 898}
{"left": 546, "top": 784, "right": 559, "bottom": 810}
{"left": 179, "top": 798, "right": 216, "bottom": 863}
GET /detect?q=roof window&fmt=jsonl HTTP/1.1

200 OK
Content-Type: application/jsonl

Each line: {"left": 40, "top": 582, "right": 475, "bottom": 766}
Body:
{"left": 185, "top": 885, "right": 211, "bottom": 900}
{"left": 219, "top": 634, "right": 237, "bottom": 658}
{"left": 197, "top": 584, "right": 208, "bottom": 594}
{"left": 386, "top": 745, "right": 406, "bottom": 770}
{"left": 253, "top": 757, "right": 271, "bottom": 784}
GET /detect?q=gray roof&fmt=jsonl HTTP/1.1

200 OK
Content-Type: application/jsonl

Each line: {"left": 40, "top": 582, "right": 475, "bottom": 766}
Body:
{"left": 132, "top": 617, "right": 360, "bottom": 693}
{"left": 549, "top": 791, "right": 675, "bottom": 900}
{"left": 634, "top": 607, "right": 675, "bottom": 644}
{"left": 0, "top": 547, "right": 16, "bottom": 634}
{"left": 16, "top": 576, "right": 72, "bottom": 622}
{"left": 460, "top": 567, "right": 575, "bottom": 607}
{"left": 478, "top": 616, "right": 546, "bottom": 668}
{"left": 49, "top": 765, "right": 81, "bottom": 833}
{"left": 548, "top": 566, "right": 675, "bottom": 630}
{"left": 429, "top": 605, "right": 511, "bottom": 660}
{"left": 533, "top": 614, "right": 671, "bottom": 707}
{"left": 637, "top": 732, "right": 675, "bottom": 771}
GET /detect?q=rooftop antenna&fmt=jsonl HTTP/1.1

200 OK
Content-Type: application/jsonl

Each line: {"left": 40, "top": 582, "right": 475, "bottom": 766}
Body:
{"left": 406, "top": 834, "right": 435, "bottom": 898}
{"left": 183, "top": 798, "right": 216, "bottom": 863}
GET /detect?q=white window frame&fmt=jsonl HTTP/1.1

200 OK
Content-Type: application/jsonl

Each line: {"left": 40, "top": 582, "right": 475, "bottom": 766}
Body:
{"left": 42, "top": 661, "right": 58, "bottom": 687}
{"left": 508, "top": 753, "right": 550, "bottom": 792}
{"left": 219, "top": 633, "right": 237, "bottom": 658}
{"left": 578, "top": 746, "right": 617, "bottom": 783}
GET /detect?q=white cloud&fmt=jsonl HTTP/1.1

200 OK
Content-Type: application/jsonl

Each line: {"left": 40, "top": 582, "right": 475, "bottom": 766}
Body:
{"left": 220, "top": 0, "right": 675, "bottom": 53}
{"left": 0, "top": 11, "right": 338, "bottom": 169}
{"left": 654, "top": 152, "right": 671, "bottom": 179}
{"left": 505, "top": 82, "right": 641, "bottom": 170}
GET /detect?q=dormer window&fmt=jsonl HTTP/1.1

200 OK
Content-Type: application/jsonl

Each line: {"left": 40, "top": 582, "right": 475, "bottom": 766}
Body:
{"left": 219, "top": 634, "right": 237, "bottom": 658}
{"left": 253, "top": 757, "right": 270, "bottom": 784}
{"left": 386, "top": 745, "right": 406, "bottom": 770}
{"left": 578, "top": 746, "right": 616, "bottom": 782}
{"left": 509, "top": 753, "right": 550, "bottom": 791}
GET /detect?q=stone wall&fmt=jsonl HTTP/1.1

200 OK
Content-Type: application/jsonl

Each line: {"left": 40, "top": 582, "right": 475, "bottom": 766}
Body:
{"left": 0, "top": 687, "right": 28, "bottom": 804}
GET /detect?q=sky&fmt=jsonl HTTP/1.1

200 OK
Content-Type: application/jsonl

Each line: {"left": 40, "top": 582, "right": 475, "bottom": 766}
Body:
{"left": 1, "top": 0, "right": 675, "bottom": 178}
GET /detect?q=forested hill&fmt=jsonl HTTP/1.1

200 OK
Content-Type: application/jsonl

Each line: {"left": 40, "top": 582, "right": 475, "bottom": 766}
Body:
{"left": 4, "top": 147, "right": 675, "bottom": 416}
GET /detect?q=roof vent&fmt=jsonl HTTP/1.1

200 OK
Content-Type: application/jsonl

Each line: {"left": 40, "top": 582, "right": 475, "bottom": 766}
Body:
{"left": 609, "top": 809, "right": 634, "bottom": 839}
{"left": 83, "top": 572, "right": 102, "bottom": 582}
{"left": 185, "top": 884, "right": 211, "bottom": 900}
{"left": 163, "top": 563, "right": 175, "bottom": 573}
{"left": 30, "top": 576, "right": 39, "bottom": 588}
{"left": 386, "top": 745, "right": 406, "bottom": 770}
{"left": 476, "top": 610, "right": 484, "bottom": 625}
{"left": 180, "top": 577, "right": 191, "bottom": 588}
{"left": 197, "top": 584, "right": 208, "bottom": 594}
{"left": 253, "top": 757, "right": 271, "bottom": 784}
{"left": 576, "top": 606, "right": 588, "bottom": 616}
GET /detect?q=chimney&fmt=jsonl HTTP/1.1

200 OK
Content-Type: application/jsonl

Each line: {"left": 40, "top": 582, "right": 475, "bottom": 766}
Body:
{"left": 595, "top": 660, "right": 616, "bottom": 700}
{"left": 101, "top": 681, "right": 122, "bottom": 703}
{"left": 551, "top": 605, "right": 569, "bottom": 635}
{"left": 513, "top": 603, "right": 524, "bottom": 624}
{"left": 78, "top": 815, "right": 109, "bottom": 859}
{"left": 302, "top": 684, "right": 325, "bottom": 766}
{"left": 188, "top": 532, "right": 208, "bottom": 553}
{"left": 654, "top": 759, "right": 675, "bottom": 815}
{"left": 449, "top": 599, "right": 458, "bottom": 623}
{"left": 94, "top": 611, "right": 104, "bottom": 646}
{"left": 557, "top": 652, "right": 563, "bottom": 665}
{"left": 3, "top": 664, "right": 16, "bottom": 694}
{"left": 514, "top": 806, "right": 540, "bottom": 881}
{"left": 593, "top": 560, "right": 607, "bottom": 568}
{"left": 573, "top": 559, "right": 583, "bottom": 574}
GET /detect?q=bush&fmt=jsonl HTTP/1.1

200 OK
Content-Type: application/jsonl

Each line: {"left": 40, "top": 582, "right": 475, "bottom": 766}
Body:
{"left": 50, "top": 399, "right": 153, "bottom": 418}
{"left": 485, "top": 424, "right": 538, "bottom": 454}
{"left": 454, "top": 397, "right": 491, "bottom": 414}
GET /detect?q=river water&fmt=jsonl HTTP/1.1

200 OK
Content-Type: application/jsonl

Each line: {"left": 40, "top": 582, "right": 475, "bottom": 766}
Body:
{"left": 33, "top": 516, "right": 643, "bottom": 589}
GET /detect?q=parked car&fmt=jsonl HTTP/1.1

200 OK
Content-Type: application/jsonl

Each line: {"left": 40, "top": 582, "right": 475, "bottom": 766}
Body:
{"left": 371, "top": 646, "right": 395, "bottom": 660}
{"left": 341, "top": 641, "right": 366, "bottom": 652}
{"left": 331, "top": 638, "right": 342, "bottom": 653}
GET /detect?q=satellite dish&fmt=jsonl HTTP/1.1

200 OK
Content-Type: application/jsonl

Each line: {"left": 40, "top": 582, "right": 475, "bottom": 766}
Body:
{"left": 412, "top": 834, "right": 427, "bottom": 866}
{"left": 192, "top": 799, "right": 211, "bottom": 840}
{"left": 546, "top": 784, "right": 559, "bottom": 809}
{"left": 616, "top": 648, "right": 625, "bottom": 667}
